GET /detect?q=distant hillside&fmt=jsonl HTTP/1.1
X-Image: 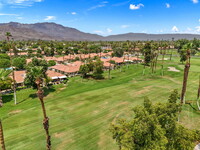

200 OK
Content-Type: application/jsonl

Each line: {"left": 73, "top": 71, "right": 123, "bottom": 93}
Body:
{"left": 0, "top": 22, "right": 200, "bottom": 41}
{"left": 0, "top": 22, "right": 104, "bottom": 41}
{"left": 105, "top": 33, "right": 200, "bottom": 41}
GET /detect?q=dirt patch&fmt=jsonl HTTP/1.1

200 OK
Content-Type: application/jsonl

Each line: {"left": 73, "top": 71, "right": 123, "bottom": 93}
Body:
{"left": 54, "top": 132, "right": 66, "bottom": 138}
{"left": 55, "top": 130, "right": 74, "bottom": 150}
{"left": 98, "top": 132, "right": 108, "bottom": 147}
{"left": 93, "top": 110, "right": 99, "bottom": 114}
{"left": 9, "top": 110, "right": 22, "bottom": 115}
{"left": 59, "top": 87, "right": 66, "bottom": 91}
{"left": 168, "top": 67, "right": 180, "bottom": 72}
{"left": 134, "top": 86, "right": 152, "bottom": 95}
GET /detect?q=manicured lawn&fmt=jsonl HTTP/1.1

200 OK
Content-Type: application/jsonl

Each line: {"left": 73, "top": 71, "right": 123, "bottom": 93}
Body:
{"left": 0, "top": 56, "right": 200, "bottom": 150}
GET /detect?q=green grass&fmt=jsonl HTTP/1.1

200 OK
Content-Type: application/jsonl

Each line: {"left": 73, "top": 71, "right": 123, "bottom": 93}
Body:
{"left": 0, "top": 56, "right": 200, "bottom": 150}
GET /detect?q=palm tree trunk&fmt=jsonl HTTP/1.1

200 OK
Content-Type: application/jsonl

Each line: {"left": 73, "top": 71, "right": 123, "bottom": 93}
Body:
{"left": 9, "top": 43, "right": 17, "bottom": 105}
{"left": 0, "top": 88, "right": 3, "bottom": 107}
{"left": 197, "top": 76, "right": 200, "bottom": 110}
{"left": 36, "top": 80, "right": 51, "bottom": 150}
{"left": 108, "top": 63, "right": 111, "bottom": 79}
{"left": 170, "top": 49, "right": 172, "bottom": 61}
{"left": 154, "top": 54, "right": 158, "bottom": 73}
{"left": 0, "top": 120, "right": 6, "bottom": 150}
{"left": 12, "top": 69, "right": 17, "bottom": 105}
{"left": 180, "top": 63, "right": 190, "bottom": 104}
{"left": 143, "top": 65, "right": 145, "bottom": 75}
{"left": 197, "top": 76, "right": 200, "bottom": 99}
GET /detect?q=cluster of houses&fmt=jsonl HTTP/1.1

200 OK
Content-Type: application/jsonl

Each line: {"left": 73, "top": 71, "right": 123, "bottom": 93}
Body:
{"left": 10, "top": 51, "right": 143, "bottom": 87}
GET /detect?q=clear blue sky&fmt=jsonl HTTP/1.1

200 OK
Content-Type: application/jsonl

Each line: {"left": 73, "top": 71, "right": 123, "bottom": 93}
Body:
{"left": 0, "top": 0, "right": 200, "bottom": 35}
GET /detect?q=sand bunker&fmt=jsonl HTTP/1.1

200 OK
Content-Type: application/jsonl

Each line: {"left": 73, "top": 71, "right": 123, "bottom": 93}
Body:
{"left": 168, "top": 67, "right": 180, "bottom": 72}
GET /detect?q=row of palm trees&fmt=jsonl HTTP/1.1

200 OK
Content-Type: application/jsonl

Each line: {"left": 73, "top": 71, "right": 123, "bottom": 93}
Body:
{"left": 0, "top": 34, "right": 200, "bottom": 149}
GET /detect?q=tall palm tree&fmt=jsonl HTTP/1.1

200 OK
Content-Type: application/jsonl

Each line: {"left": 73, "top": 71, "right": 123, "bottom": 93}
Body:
{"left": 180, "top": 43, "right": 192, "bottom": 104}
{"left": 5, "top": 32, "right": 12, "bottom": 42}
{"left": 0, "top": 69, "right": 12, "bottom": 107}
{"left": 197, "top": 76, "right": 200, "bottom": 110}
{"left": 0, "top": 120, "right": 6, "bottom": 150}
{"left": 29, "top": 66, "right": 51, "bottom": 149}
{"left": 5, "top": 32, "right": 17, "bottom": 105}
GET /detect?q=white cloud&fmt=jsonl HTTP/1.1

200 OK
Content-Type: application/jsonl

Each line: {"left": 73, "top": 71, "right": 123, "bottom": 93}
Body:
{"left": 166, "top": 3, "right": 170, "bottom": 8}
{"left": 157, "top": 29, "right": 164, "bottom": 33}
{"left": 196, "top": 26, "right": 200, "bottom": 32}
{"left": 0, "top": 13, "right": 18, "bottom": 16}
{"left": 192, "top": 0, "right": 198, "bottom": 4}
{"left": 71, "top": 12, "right": 77, "bottom": 15}
{"left": 93, "top": 30, "right": 104, "bottom": 35}
{"left": 88, "top": 4, "right": 106, "bottom": 11}
{"left": 129, "top": 3, "right": 144, "bottom": 10}
{"left": 16, "top": 17, "right": 23, "bottom": 19}
{"left": 93, "top": 28, "right": 113, "bottom": 35}
{"left": 6, "top": 0, "right": 43, "bottom": 7}
{"left": 121, "top": 25, "right": 130, "bottom": 29}
{"left": 88, "top": 1, "right": 108, "bottom": 11}
{"left": 187, "top": 27, "right": 192, "bottom": 31}
{"left": 112, "top": 0, "right": 131, "bottom": 7}
{"left": 172, "top": 26, "right": 179, "bottom": 32}
{"left": 44, "top": 16, "right": 56, "bottom": 21}
{"left": 107, "top": 28, "right": 112, "bottom": 33}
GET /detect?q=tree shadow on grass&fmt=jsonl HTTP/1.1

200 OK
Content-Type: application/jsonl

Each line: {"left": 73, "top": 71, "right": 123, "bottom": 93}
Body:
{"left": 2, "top": 94, "right": 13, "bottom": 104}
{"left": 43, "top": 86, "right": 56, "bottom": 97}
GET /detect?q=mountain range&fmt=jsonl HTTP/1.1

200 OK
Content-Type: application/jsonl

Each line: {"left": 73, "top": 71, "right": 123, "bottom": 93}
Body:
{"left": 0, "top": 22, "right": 200, "bottom": 41}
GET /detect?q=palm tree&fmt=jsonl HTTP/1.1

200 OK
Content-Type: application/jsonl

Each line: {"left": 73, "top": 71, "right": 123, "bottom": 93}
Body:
{"left": 197, "top": 76, "right": 200, "bottom": 110}
{"left": 29, "top": 66, "right": 51, "bottom": 149}
{"left": 5, "top": 32, "right": 12, "bottom": 42}
{"left": 0, "top": 120, "right": 6, "bottom": 150}
{"left": 5, "top": 32, "right": 17, "bottom": 105}
{"left": 0, "top": 69, "right": 12, "bottom": 107}
{"left": 180, "top": 43, "right": 192, "bottom": 104}
{"left": 0, "top": 69, "right": 11, "bottom": 149}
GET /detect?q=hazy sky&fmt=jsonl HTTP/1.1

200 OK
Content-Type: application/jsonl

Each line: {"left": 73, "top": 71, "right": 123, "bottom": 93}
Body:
{"left": 0, "top": 0, "right": 200, "bottom": 35}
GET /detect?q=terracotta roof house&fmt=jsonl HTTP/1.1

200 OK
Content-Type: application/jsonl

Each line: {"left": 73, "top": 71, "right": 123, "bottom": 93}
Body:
{"left": 124, "top": 57, "right": 143, "bottom": 63}
{"left": 46, "top": 70, "right": 67, "bottom": 84}
{"left": 10, "top": 70, "right": 67, "bottom": 86}
{"left": 10, "top": 70, "right": 26, "bottom": 86}
{"left": 111, "top": 57, "right": 124, "bottom": 64}
{"left": 49, "top": 64, "right": 80, "bottom": 77}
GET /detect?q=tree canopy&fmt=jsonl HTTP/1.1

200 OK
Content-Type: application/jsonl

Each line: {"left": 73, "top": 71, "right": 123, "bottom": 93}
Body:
{"left": 110, "top": 90, "right": 199, "bottom": 150}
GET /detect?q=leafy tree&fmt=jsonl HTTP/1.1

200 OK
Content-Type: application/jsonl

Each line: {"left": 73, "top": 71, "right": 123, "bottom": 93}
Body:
{"left": 79, "top": 64, "right": 90, "bottom": 78}
{"left": 0, "top": 59, "right": 11, "bottom": 69}
{"left": 48, "top": 60, "right": 56, "bottom": 67}
{"left": 0, "top": 54, "right": 11, "bottom": 68}
{"left": 113, "top": 47, "right": 124, "bottom": 57}
{"left": 0, "top": 54, "right": 10, "bottom": 60}
{"left": 143, "top": 42, "right": 152, "bottom": 65}
{"left": 110, "top": 90, "right": 199, "bottom": 150}
{"left": 0, "top": 69, "right": 12, "bottom": 107}
{"left": 12, "top": 57, "right": 26, "bottom": 70}
{"left": 93, "top": 58, "right": 104, "bottom": 79}
{"left": 25, "top": 58, "right": 48, "bottom": 88}
{"left": 28, "top": 58, "right": 48, "bottom": 72}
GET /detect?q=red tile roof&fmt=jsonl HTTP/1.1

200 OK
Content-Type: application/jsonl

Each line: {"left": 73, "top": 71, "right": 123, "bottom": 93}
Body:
{"left": 46, "top": 70, "right": 66, "bottom": 79}
{"left": 111, "top": 57, "right": 124, "bottom": 63}
{"left": 10, "top": 70, "right": 26, "bottom": 83}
